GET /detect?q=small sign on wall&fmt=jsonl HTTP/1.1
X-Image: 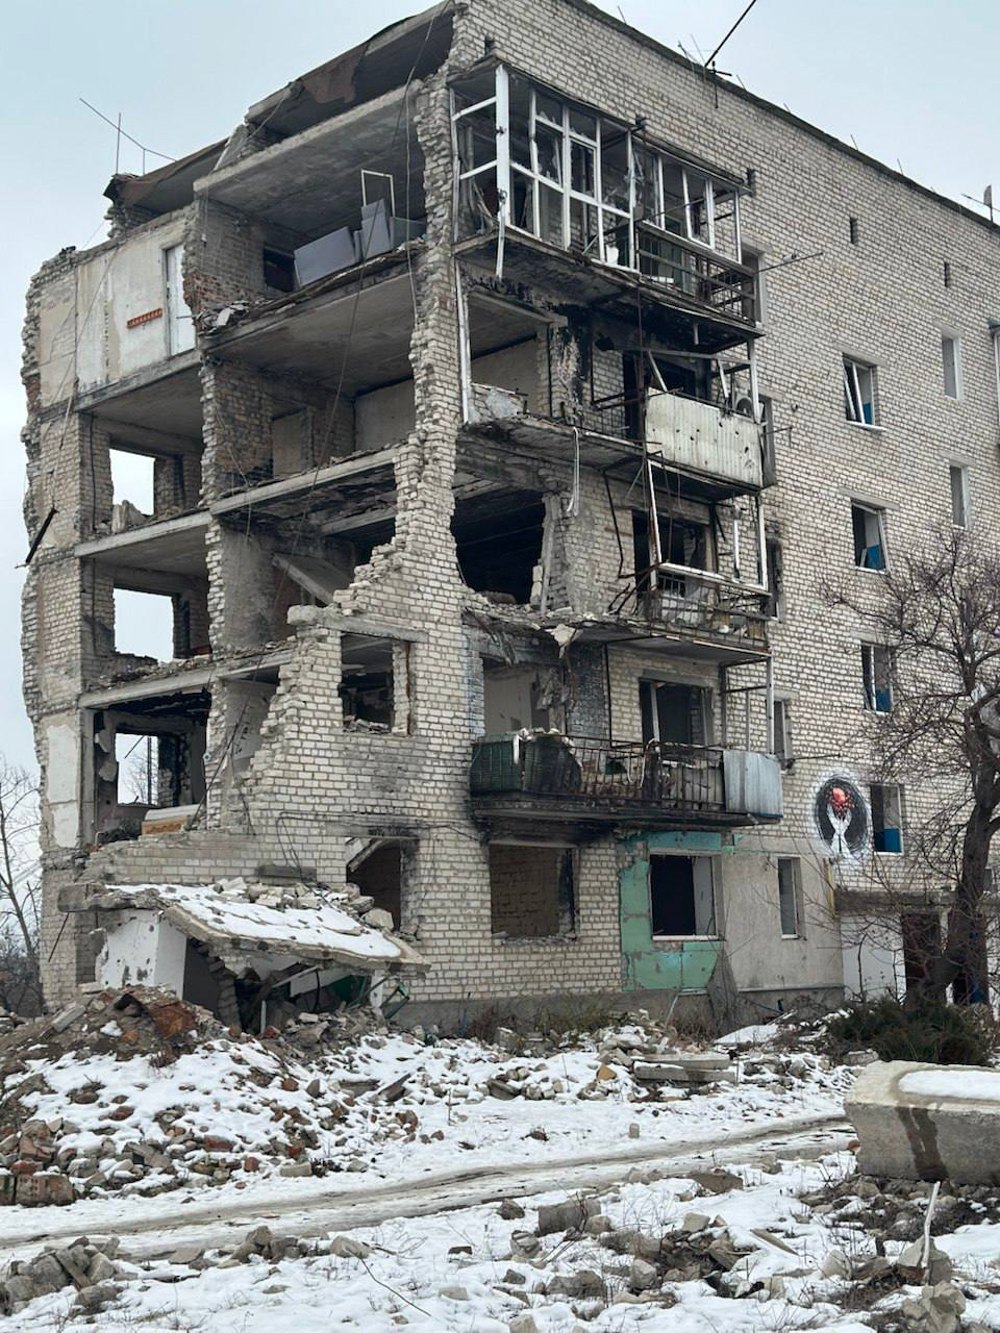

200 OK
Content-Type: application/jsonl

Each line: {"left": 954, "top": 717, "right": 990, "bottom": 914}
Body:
{"left": 126, "top": 308, "right": 163, "bottom": 330}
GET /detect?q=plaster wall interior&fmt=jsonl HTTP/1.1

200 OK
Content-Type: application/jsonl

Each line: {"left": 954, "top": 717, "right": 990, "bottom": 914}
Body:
{"left": 22, "top": 0, "right": 1000, "bottom": 1022}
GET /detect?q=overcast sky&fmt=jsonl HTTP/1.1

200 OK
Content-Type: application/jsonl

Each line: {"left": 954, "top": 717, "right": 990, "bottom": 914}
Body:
{"left": 1, "top": 0, "right": 997, "bottom": 775}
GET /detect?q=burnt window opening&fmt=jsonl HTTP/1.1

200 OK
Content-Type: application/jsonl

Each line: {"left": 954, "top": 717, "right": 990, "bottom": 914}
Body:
{"left": 765, "top": 534, "right": 784, "bottom": 619}
{"left": 263, "top": 247, "right": 296, "bottom": 293}
{"left": 943, "top": 260, "right": 953, "bottom": 289}
{"left": 649, "top": 854, "right": 717, "bottom": 937}
{"left": 639, "top": 680, "right": 710, "bottom": 747}
{"left": 340, "top": 633, "right": 402, "bottom": 732}
{"left": 489, "top": 843, "right": 576, "bottom": 939}
{"left": 849, "top": 216, "right": 860, "bottom": 245}
{"left": 453, "top": 495, "right": 543, "bottom": 605}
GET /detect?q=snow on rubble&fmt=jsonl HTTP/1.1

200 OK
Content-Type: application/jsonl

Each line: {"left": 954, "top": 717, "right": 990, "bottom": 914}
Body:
{"left": 0, "top": 987, "right": 850, "bottom": 1213}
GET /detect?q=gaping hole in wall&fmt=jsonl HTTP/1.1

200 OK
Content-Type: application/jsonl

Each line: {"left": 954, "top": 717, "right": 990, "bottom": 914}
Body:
{"left": 340, "top": 634, "right": 402, "bottom": 732}
{"left": 350, "top": 840, "right": 413, "bottom": 930}
{"left": 113, "top": 588, "right": 176, "bottom": 662}
{"left": 465, "top": 295, "right": 545, "bottom": 423}
{"left": 453, "top": 492, "right": 544, "bottom": 605}
{"left": 110, "top": 449, "right": 155, "bottom": 520}
{"left": 649, "top": 853, "right": 717, "bottom": 937}
{"left": 489, "top": 843, "right": 576, "bottom": 939}
{"left": 483, "top": 661, "right": 559, "bottom": 733}
{"left": 92, "top": 691, "right": 209, "bottom": 843}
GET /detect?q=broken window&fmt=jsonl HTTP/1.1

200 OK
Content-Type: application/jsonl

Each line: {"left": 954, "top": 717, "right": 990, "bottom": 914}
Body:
{"left": 777, "top": 857, "right": 801, "bottom": 937}
{"left": 942, "top": 335, "right": 962, "bottom": 399}
{"left": 263, "top": 247, "right": 295, "bottom": 293}
{"left": 489, "top": 843, "right": 576, "bottom": 938}
{"left": 115, "top": 732, "right": 156, "bottom": 806}
{"left": 649, "top": 854, "right": 717, "bottom": 937}
{"left": 773, "top": 699, "right": 793, "bottom": 768}
{"left": 639, "top": 681, "right": 709, "bottom": 747}
{"left": 851, "top": 502, "right": 887, "bottom": 571}
{"left": 765, "top": 534, "right": 784, "bottom": 619}
{"left": 350, "top": 841, "right": 411, "bottom": 930}
{"left": 843, "top": 356, "right": 878, "bottom": 425}
{"left": 338, "top": 631, "right": 397, "bottom": 730}
{"left": 109, "top": 448, "right": 155, "bottom": 520}
{"left": 861, "top": 643, "right": 894, "bottom": 713}
{"left": 113, "top": 588, "right": 176, "bottom": 661}
{"left": 871, "top": 782, "right": 904, "bottom": 854}
{"left": 949, "top": 464, "right": 970, "bottom": 527}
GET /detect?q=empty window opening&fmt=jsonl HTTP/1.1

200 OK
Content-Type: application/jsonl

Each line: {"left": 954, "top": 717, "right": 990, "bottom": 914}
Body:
{"left": 489, "top": 843, "right": 576, "bottom": 938}
{"left": 942, "top": 335, "right": 962, "bottom": 399}
{"left": 861, "top": 643, "right": 893, "bottom": 713}
{"left": 649, "top": 854, "right": 717, "bottom": 937}
{"left": 848, "top": 216, "right": 859, "bottom": 245}
{"left": 871, "top": 782, "right": 904, "bottom": 854}
{"left": 640, "top": 680, "right": 709, "bottom": 747}
{"left": 263, "top": 247, "right": 295, "bottom": 293}
{"left": 760, "top": 395, "right": 777, "bottom": 483}
{"left": 483, "top": 662, "right": 556, "bottom": 733}
{"left": 110, "top": 449, "right": 155, "bottom": 517}
{"left": 777, "top": 858, "right": 801, "bottom": 937}
{"left": 746, "top": 167, "right": 757, "bottom": 193}
{"left": 113, "top": 588, "right": 176, "bottom": 662}
{"left": 115, "top": 732, "right": 156, "bottom": 806}
{"left": 843, "top": 356, "right": 877, "bottom": 425}
{"left": 950, "top": 464, "right": 970, "bottom": 527}
{"left": 943, "top": 261, "right": 952, "bottom": 289}
{"left": 765, "top": 534, "right": 784, "bottom": 619}
{"left": 351, "top": 841, "right": 411, "bottom": 930}
{"left": 851, "top": 502, "right": 887, "bottom": 570}
{"left": 453, "top": 495, "right": 543, "bottom": 605}
{"left": 271, "top": 410, "right": 310, "bottom": 479}
{"left": 773, "top": 699, "right": 793, "bottom": 767}
{"left": 340, "top": 634, "right": 402, "bottom": 732}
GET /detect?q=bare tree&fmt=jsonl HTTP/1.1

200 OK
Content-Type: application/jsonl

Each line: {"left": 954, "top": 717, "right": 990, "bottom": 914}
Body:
{"left": 0, "top": 758, "right": 41, "bottom": 1012}
{"left": 826, "top": 526, "right": 1000, "bottom": 1002}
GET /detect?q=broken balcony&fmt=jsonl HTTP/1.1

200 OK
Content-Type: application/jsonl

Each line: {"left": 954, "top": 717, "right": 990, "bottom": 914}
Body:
{"left": 612, "top": 565, "right": 771, "bottom": 656}
{"left": 644, "top": 390, "right": 764, "bottom": 494}
{"left": 469, "top": 732, "right": 782, "bottom": 829}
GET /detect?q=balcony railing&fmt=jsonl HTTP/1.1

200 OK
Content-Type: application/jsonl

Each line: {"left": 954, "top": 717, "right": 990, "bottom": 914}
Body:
{"left": 470, "top": 733, "right": 781, "bottom": 825}
{"left": 645, "top": 390, "right": 764, "bottom": 492}
{"left": 634, "top": 222, "right": 756, "bottom": 323}
{"left": 611, "top": 565, "right": 770, "bottom": 651}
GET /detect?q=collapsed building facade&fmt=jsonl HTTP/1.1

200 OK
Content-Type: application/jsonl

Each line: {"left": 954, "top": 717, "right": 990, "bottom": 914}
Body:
{"left": 21, "top": 0, "right": 1000, "bottom": 1024}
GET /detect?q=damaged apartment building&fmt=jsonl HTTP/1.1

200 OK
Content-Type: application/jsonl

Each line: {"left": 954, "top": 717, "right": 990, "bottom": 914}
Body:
{"left": 21, "top": 0, "right": 1000, "bottom": 1025}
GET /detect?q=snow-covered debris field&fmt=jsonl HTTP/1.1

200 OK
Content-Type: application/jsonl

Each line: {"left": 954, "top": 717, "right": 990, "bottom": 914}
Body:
{"left": 0, "top": 987, "right": 851, "bottom": 1207}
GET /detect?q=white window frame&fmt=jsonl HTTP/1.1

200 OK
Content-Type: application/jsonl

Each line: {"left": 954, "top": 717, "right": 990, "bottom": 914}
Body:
{"left": 861, "top": 642, "right": 894, "bottom": 713}
{"left": 942, "top": 333, "right": 963, "bottom": 400}
{"left": 949, "top": 463, "right": 970, "bottom": 528}
{"left": 777, "top": 857, "right": 801, "bottom": 938}
{"left": 851, "top": 501, "right": 888, "bottom": 572}
{"left": 871, "top": 782, "right": 905, "bottom": 855}
{"left": 843, "top": 356, "right": 879, "bottom": 427}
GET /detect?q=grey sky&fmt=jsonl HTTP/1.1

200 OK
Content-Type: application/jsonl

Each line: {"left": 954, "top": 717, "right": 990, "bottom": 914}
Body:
{"left": 2, "top": 0, "right": 997, "bottom": 774}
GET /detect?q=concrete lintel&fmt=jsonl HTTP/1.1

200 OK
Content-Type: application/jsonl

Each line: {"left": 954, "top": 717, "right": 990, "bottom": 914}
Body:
{"left": 295, "top": 608, "right": 429, "bottom": 644}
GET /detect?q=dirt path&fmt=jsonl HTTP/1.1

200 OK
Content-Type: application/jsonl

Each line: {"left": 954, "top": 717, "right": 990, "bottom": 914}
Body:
{"left": 2, "top": 1110, "right": 851, "bottom": 1263}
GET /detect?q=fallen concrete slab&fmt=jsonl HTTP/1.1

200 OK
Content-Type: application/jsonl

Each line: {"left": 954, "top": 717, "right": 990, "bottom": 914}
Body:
{"left": 845, "top": 1060, "right": 1000, "bottom": 1184}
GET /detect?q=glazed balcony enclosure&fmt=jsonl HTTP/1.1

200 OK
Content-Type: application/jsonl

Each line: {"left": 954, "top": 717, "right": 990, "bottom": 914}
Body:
{"left": 470, "top": 732, "right": 782, "bottom": 829}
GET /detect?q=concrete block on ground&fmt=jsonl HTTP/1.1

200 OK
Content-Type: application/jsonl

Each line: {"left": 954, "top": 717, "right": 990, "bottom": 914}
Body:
{"left": 845, "top": 1060, "right": 1000, "bottom": 1184}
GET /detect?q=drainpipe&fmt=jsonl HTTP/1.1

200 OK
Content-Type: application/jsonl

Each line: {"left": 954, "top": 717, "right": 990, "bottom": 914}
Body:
{"left": 990, "top": 319, "right": 1000, "bottom": 439}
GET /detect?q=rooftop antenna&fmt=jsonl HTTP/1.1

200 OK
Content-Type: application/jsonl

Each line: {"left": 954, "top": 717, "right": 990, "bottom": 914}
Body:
{"left": 705, "top": 0, "right": 761, "bottom": 72}
{"left": 79, "top": 98, "right": 175, "bottom": 174}
{"left": 961, "top": 186, "right": 995, "bottom": 222}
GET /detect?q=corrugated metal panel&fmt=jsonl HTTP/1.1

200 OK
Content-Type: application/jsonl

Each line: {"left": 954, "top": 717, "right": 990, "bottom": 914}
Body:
{"left": 723, "top": 750, "right": 783, "bottom": 818}
{"left": 646, "top": 392, "right": 762, "bottom": 490}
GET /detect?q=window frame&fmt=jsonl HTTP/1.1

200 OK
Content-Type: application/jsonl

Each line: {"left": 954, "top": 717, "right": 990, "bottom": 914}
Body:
{"left": 942, "top": 334, "right": 963, "bottom": 400}
{"left": 949, "top": 463, "right": 970, "bottom": 528}
{"left": 870, "top": 782, "right": 905, "bottom": 855}
{"left": 843, "top": 355, "right": 879, "bottom": 427}
{"left": 777, "top": 857, "right": 801, "bottom": 938}
{"left": 851, "top": 501, "right": 888, "bottom": 572}
{"left": 861, "top": 642, "right": 894, "bottom": 714}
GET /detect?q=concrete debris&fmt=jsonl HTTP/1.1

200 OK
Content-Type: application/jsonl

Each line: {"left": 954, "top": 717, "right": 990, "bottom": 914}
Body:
{"left": 900, "top": 1281, "right": 966, "bottom": 1333}
{"left": 0, "top": 1236, "right": 121, "bottom": 1314}
{"left": 536, "top": 1195, "right": 599, "bottom": 1235}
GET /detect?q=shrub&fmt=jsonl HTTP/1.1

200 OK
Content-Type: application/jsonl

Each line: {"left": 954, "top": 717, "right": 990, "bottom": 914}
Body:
{"left": 825, "top": 994, "right": 996, "bottom": 1066}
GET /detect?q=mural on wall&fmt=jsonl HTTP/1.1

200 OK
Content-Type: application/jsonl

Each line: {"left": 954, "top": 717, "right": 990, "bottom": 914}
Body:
{"left": 814, "top": 776, "right": 869, "bottom": 860}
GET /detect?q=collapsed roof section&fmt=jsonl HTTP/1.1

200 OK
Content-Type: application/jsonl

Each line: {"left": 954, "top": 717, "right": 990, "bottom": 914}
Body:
{"left": 86, "top": 878, "right": 426, "bottom": 976}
